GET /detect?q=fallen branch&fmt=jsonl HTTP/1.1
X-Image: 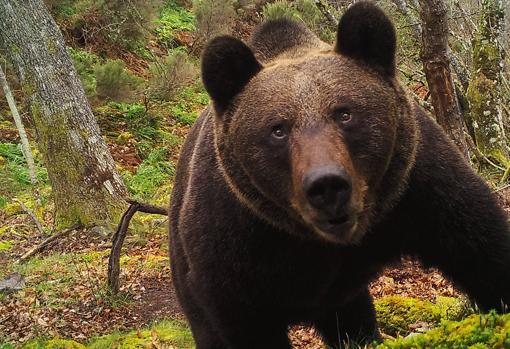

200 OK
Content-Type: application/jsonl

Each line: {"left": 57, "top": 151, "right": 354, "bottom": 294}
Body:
{"left": 17, "top": 225, "right": 79, "bottom": 263}
{"left": 13, "top": 199, "right": 44, "bottom": 235}
{"left": 108, "top": 200, "right": 168, "bottom": 295}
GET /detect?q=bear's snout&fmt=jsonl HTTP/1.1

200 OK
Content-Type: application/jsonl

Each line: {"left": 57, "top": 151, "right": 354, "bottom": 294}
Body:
{"left": 303, "top": 165, "right": 352, "bottom": 218}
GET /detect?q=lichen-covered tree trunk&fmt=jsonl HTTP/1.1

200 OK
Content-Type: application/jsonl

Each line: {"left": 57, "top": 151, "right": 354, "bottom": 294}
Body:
{"left": 0, "top": 0, "right": 128, "bottom": 228}
{"left": 418, "top": 0, "right": 469, "bottom": 159}
{"left": 466, "top": 0, "right": 508, "bottom": 166}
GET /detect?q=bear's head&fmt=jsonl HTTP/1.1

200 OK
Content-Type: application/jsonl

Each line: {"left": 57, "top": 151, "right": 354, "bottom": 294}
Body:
{"left": 202, "top": 1, "right": 418, "bottom": 244}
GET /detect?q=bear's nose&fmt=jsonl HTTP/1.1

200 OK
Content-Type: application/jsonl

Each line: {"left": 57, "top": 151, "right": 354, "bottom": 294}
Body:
{"left": 303, "top": 165, "right": 352, "bottom": 216}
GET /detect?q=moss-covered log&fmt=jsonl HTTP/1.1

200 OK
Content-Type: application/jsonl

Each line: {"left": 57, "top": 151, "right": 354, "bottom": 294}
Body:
{"left": 466, "top": 0, "right": 508, "bottom": 166}
{"left": 0, "top": 0, "right": 128, "bottom": 228}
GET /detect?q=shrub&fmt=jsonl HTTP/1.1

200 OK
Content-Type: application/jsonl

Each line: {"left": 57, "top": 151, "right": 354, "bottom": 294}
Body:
{"left": 148, "top": 49, "right": 198, "bottom": 101}
{"left": 261, "top": 0, "right": 335, "bottom": 42}
{"left": 94, "top": 0, "right": 163, "bottom": 51}
{"left": 193, "top": 0, "right": 235, "bottom": 48}
{"left": 68, "top": 47, "right": 98, "bottom": 99}
{"left": 262, "top": 0, "right": 300, "bottom": 21}
{"left": 94, "top": 60, "right": 142, "bottom": 102}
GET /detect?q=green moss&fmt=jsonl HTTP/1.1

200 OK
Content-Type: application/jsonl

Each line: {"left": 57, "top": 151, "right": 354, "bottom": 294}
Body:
{"left": 24, "top": 339, "right": 86, "bottom": 349}
{"left": 375, "top": 296, "right": 472, "bottom": 337}
{"left": 88, "top": 320, "right": 194, "bottom": 349}
{"left": 377, "top": 312, "right": 510, "bottom": 349}
{"left": 0, "top": 240, "right": 14, "bottom": 252}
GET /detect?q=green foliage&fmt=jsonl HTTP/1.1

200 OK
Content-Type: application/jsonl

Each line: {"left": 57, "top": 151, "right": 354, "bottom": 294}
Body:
{"left": 155, "top": 2, "right": 196, "bottom": 46}
{"left": 67, "top": 47, "right": 99, "bottom": 99}
{"left": 377, "top": 312, "right": 510, "bottom": 349}
{"left": 123, "top": 148, "right": 175, "bottom": 201}
{"left": 94, "top": 59, "right": 142, "bottom": 102}
{"left": 0, "top": 343, "right": 14, "bottom": 349}
{"left": 375, "top": 296, "right": 472, "bottom": 336}
{"left": 148, "top": 48, "right": 198, "bottom": 101}
{"left": 261, "top": 0, "right": 335, "bottom": 42}
{"left": 0, "top": 143, "right": 48, "bottom": 198}
{"left": 170, "top": 84, "right": 209, "bottom": 125}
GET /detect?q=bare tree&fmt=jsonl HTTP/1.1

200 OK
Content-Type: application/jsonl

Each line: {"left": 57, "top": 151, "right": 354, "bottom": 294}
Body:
{"left": 418, "top": 0, "right": 469, "bottom": 159}
{"left": 0, "top": 0, "right": 128, "bottom": 228}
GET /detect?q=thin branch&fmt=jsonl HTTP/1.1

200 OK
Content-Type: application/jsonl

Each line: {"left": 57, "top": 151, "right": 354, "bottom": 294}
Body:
{"left": 12, "top": 199, "right": 44, "bottom": 235}
{"left": 17, "top": 225, "right": 80, "bottom": 263}
{"left": 108, "top": 200, "right": 168, "bottom": 294}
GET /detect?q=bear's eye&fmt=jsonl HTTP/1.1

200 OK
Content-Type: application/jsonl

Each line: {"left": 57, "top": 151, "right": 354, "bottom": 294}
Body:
{"left": 334, "top": 108, "right": 352, "bottom": 123}
{"left": 271, "top": 125, "right": 287, "bottom": 140}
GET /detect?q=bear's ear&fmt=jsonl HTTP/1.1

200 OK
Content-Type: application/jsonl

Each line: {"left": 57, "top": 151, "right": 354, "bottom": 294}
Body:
{"left": 335, "top": 1, "right": 396, "bottom": 77}
{"left": 202, "top": 36, "right": 263, "bottom": 114}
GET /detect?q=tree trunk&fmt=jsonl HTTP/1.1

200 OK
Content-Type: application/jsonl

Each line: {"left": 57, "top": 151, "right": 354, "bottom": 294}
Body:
{"left": 466, "top": 0, "right": 508, "bottom": 166}
{"left": 418, "top": 0, "right": 469, "bottom": 159}
{"left": 0, "top": 0, "right": 128, "bottom": 228}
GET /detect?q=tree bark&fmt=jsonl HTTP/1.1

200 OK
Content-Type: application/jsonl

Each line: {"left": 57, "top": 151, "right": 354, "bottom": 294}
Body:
{"left": 418, "top": 0, "right": 469, "bottom": 159}
{"left": 0, "top": 0, "right": 128, "bottom": 228}
{"left": 466, "top": 0, "right": 508, "bottom": 166}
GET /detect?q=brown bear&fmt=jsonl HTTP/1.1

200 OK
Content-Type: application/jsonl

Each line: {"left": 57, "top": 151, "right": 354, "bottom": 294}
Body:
{"left": 169, "top": 2, "right": 510, "bottom": 348}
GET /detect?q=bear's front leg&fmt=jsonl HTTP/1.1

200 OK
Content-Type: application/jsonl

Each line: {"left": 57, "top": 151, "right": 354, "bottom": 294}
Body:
{"left": 208, "top": 313, "right": 292, "bottom": 349}
{"left": 399, "top": 115, "right": 510, "bottom": 313}
{"left": 311, "top": 288, "right": 380, "bottom": 348}
{"left": 184, "top": 292, "right": 292, "bottom": 349}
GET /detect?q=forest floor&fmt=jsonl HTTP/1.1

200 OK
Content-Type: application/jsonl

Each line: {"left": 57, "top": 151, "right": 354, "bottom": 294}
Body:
{"left": 2, "top": 186, "right": 509, "bottom": 348}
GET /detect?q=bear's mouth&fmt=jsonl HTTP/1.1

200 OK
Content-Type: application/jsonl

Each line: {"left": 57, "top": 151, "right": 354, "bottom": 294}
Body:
{"left": 312, "top": 214, "right": 359, "bottom": 243}
{"left": 327, "top": 215, "right": 349, "bottom": 226}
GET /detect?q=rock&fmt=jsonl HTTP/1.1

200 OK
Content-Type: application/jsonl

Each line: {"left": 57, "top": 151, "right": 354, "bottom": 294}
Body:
{"left": 0, "top": 272, "right": 25, "bottom": 293}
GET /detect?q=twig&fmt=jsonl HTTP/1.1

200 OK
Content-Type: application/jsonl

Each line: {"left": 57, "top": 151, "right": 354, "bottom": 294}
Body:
{"left": 17, "top": 225, "right": 79, "bottom": 263}
{"left": 314, "top": 0, "right": 338, "bottom": 28}
{"left": 108, "top": 200, "right": 168, "bottom": 294}
{"left": 13, "top": 199, "right": 44, "bottom": 236}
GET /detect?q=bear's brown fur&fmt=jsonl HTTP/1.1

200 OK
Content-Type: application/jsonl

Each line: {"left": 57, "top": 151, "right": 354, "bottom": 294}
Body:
{"left": 169, "top": 2, "right": 510, "bottom": 348}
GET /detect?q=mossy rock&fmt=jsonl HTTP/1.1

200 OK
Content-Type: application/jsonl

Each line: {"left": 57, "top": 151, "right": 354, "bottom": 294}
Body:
{"left": 375, "top": 296, "right": 472, "bottom": 336}
{"left": 377, "top": 312, "right": 510, "bottom": 349}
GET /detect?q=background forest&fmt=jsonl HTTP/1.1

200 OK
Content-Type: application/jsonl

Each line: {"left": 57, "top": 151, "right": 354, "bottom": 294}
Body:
{"left": 1, "top": 0, "right": 510, "bottom": 348}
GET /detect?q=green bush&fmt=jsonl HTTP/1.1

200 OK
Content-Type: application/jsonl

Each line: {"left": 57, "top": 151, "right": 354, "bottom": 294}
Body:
{"left": 148, "top": 49, "right": 198, "bottom": 101}
{"left": 94, "top": 60, "right": 142, "bottom": 102}
{"left": 193, "top": 0, "right": 235, "bottom": 47}
{"left": 262, "top": 0, "right": 335, "bottom": 42}
{"left": 67, "top": 47, "right": 98, "bottom": 99}
{"left": 262, "top": 0, "right": 300, "bottom": 21}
